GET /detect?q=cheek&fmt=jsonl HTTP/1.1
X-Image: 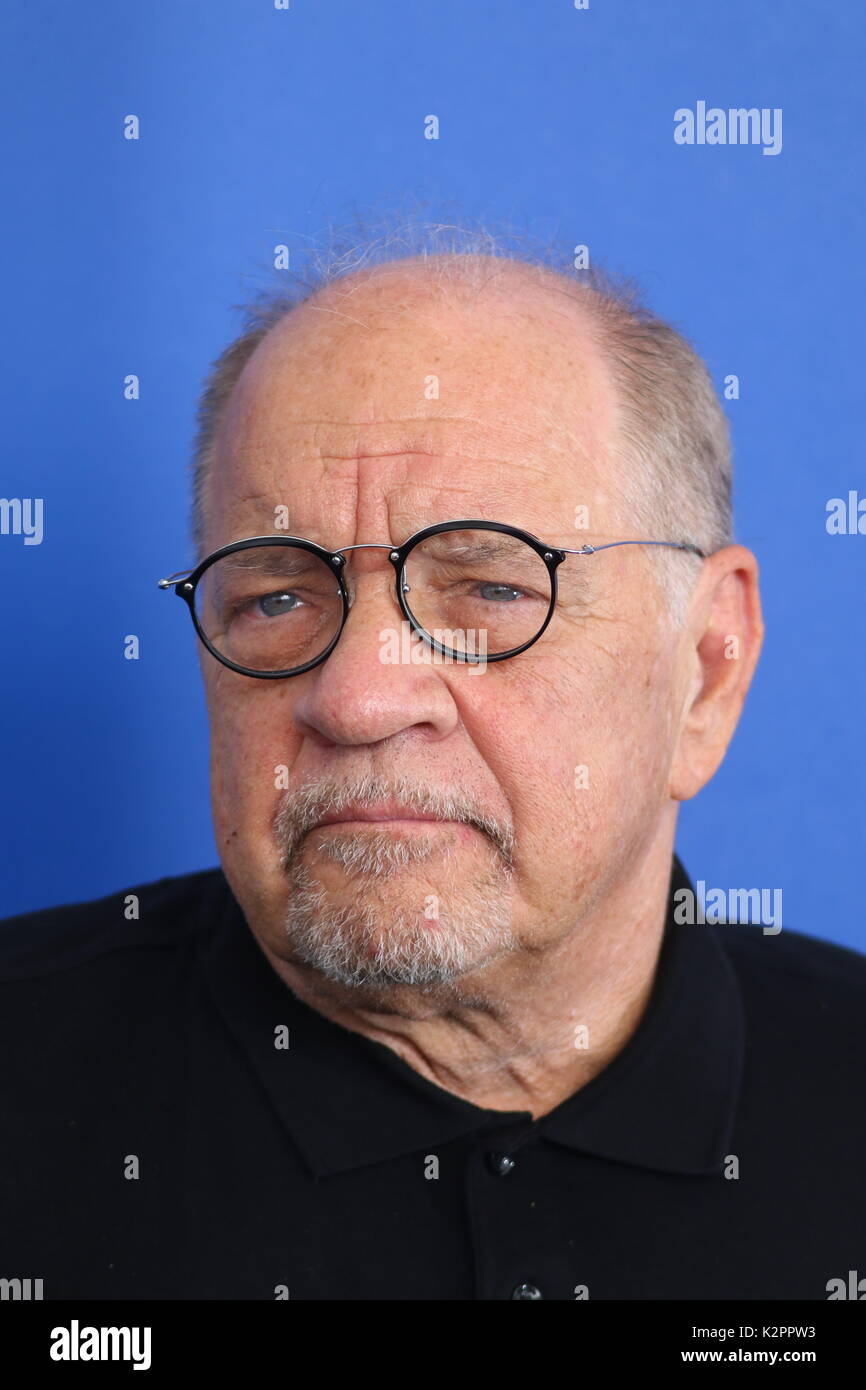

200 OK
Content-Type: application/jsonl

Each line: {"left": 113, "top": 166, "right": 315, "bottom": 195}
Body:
{"left": 459, "top": 633, "right": 678, "bottom": 851}
{"left": 569, "top": 648, "right": 679, "bottom": 848}
{"left": 205, "top": 675, "right": 301, "bottom": 850}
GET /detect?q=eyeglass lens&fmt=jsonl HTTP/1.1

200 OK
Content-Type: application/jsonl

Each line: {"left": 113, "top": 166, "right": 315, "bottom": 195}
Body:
{"left": 195, "top": 545, "right": 344, "bottom": 673}
{"left": 402, "top": 529, "right": 552, "bottom": 656}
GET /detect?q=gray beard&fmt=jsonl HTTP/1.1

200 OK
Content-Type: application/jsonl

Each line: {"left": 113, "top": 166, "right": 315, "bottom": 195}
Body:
{"left": 282, "top": 827, "right": 517, "bottom": 989}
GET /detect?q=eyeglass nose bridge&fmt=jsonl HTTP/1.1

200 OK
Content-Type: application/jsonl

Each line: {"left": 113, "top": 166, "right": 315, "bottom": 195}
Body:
{"left": 329, "top": 541, "right": 402, "bottom": 559}
{"left": 327, "top": 541, "right": 409, "bottom": 601}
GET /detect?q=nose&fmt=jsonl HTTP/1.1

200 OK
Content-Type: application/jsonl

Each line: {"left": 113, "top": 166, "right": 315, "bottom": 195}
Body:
{"left": 290, "top": 562, "right": 461, "bottom": 748}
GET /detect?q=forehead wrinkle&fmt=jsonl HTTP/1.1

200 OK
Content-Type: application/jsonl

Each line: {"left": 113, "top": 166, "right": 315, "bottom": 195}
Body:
{"left": 214, "top": 437, "right": 599, "bottom": 541}
{"left": 221, "top": 441, "right": 556, "bottom": 507}
{"left": 226, "top": 410, "right": 575, "bottom": 465}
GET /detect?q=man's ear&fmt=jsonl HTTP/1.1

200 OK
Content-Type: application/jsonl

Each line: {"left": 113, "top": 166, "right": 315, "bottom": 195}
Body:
{"left": 669, "top": 545, "right": 764, "bottom": 802}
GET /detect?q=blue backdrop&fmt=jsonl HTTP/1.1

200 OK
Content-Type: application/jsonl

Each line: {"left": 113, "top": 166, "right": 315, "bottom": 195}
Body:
{"left": 2, "top": 1, "right": 864, "bottom": 949}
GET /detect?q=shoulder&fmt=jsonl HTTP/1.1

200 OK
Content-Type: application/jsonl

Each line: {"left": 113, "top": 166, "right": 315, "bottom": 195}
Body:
{"left": 720, "top": 918, "right": 866, "bottom": 990}
{"left": 716, "top": 919, "right": 866, "bottom": 1040}
{"left": 0, "top": 866, "right": 228, "bottom": 983}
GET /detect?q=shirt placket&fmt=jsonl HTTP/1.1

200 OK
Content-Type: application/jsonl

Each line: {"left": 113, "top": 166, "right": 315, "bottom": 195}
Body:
{"left": 465, "top": 1120, "right": 579, "bottom": 1300}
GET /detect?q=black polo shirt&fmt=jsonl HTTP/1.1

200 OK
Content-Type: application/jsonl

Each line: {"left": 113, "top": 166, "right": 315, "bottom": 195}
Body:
{"left": 1, "top": 856, "right": 864, "bottom": 1301}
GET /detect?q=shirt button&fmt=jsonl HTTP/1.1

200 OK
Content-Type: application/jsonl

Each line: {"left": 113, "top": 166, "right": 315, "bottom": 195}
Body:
{"left": 511, "top": 1283, "right": 543, "bottom": 1300}
{"left": 485, "top": 1151, "right": 516, "bottom": 1177}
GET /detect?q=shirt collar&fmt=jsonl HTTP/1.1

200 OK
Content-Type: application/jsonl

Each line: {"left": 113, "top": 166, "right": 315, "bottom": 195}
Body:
{"left": 202, "top": 855, "right": 744, "bottom": 1179}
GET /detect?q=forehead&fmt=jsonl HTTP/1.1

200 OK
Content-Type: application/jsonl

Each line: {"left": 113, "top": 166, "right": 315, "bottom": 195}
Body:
{"left": 207, "top": 265, "right": 625, "bottom": 547}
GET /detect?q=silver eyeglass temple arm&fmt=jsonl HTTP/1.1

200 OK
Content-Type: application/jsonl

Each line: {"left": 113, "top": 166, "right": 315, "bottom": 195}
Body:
{"left": 558, "top": 541, "right": 706, "bottom": 558}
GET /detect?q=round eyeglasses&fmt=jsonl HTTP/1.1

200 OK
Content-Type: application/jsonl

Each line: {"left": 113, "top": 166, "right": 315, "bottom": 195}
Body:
{"left": 158, "top": 519, "right": 705, "bottom": 679}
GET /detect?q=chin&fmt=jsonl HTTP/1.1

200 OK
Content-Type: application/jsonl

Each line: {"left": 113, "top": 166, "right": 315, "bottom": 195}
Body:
{"left": 280, "top": 865, "right": 517, "bottom": 991}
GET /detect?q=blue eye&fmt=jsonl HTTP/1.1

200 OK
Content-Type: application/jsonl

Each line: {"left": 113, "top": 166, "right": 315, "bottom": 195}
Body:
{"left": 477, "top": 583, "right": 524, "bottom": 602}
{"left": 257, "top": 591, "right": 303, "bottom": 617}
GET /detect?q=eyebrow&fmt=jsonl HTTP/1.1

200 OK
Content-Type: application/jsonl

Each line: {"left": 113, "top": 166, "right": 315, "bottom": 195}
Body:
{"left": 419, "top": 538, "right": 536, "bottom": 562}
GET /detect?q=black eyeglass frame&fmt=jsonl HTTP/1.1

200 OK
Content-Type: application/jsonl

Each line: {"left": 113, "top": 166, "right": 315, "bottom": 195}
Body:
{"left": 158, "top": 518, "right": 706, "bottom": 680}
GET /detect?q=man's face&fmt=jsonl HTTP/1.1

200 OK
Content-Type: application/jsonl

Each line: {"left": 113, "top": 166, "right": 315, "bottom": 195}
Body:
{"left": 199, "top": 263, "right": 690, "bottom": 1001}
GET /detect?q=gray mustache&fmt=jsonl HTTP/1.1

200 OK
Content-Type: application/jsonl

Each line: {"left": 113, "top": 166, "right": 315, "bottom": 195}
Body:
{"left": 273, "top": 773, "right": 516, "bottom": 871}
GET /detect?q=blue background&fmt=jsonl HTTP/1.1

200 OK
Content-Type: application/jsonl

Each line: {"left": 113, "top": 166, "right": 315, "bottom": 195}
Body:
{"left": 2, "top": 1, "right": 863, "bottom": 947}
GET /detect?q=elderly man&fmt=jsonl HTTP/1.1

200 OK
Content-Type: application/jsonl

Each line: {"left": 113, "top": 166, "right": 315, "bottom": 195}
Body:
{"left": 2, "top": 238, "right": 864, "bottom": 1302}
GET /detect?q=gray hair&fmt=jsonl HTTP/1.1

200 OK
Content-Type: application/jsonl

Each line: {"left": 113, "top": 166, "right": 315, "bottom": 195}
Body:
{"left": 190, "top": 214, "right": 733, "bottom": 621}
